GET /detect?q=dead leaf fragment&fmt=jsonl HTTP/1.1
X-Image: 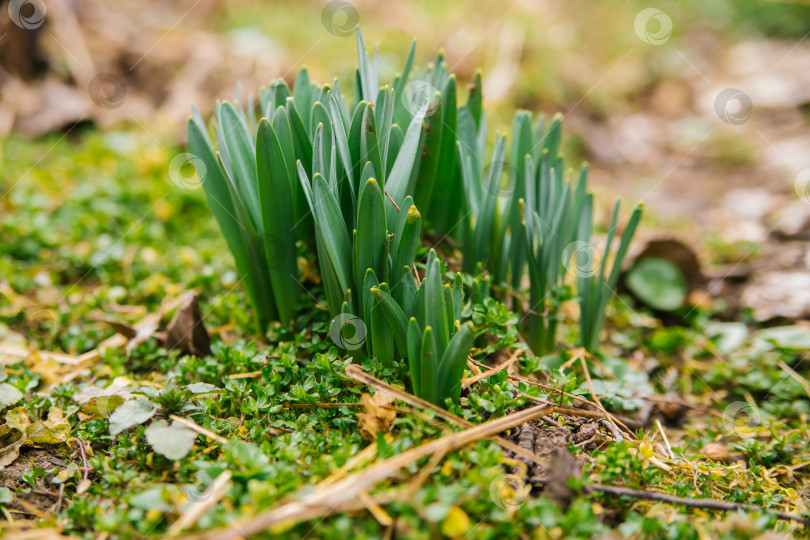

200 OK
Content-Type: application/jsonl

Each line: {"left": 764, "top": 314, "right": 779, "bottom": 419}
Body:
{"left": 163, "top": 294, "right": 212, "bottom": 357}
{"left": 81, "top": 395, "right": 125, "bottom": 419}
{"left": 26, "top": 407, "right": 70, "bottom": 444}
{"left": 5, "top": 406, "right": 31, "bottom": 432}
{"left": 700, "top": 442, "right": 731, "bottom": 462}
{"left": 741, "top": 271, "right": 810, "bottom": 321}
{"left": 356, "top": 392, "right": 396, "bottom": 441}
{"left": 0, "top": 424, "right": 25, "bottom": 466}
{"left": 541, "top": 447, "right": 582, "bottom": 509}
{"left": 0, "top": 382, "right": 24, "bottom": 408}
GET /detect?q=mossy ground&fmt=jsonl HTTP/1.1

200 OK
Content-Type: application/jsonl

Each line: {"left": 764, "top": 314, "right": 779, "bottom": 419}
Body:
{"left": 3, "top": 0, "right": 810, "bottom": 537}
{"left": 1, "top": 130, "right": 808, "bottom": 538}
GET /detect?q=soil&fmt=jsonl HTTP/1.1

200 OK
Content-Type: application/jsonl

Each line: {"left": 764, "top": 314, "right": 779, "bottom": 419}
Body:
{"left": 0, "top": 447, "right": 68, "bottom": 518}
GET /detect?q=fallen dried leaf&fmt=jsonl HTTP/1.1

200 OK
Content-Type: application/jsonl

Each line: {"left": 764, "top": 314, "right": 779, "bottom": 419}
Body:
{"left": 26, "top": 407, "right": 70, "bottom": 444}
{"left": 163, "top": 293, "right": 212, "bottom": 357}
{"left": 700, "top": 442, "right": 731, "bottom": 462}
{"left": 356, "top": 392, "right": 396, "bottom": 442}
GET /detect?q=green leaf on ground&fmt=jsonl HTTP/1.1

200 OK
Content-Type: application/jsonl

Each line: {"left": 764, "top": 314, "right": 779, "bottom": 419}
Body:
{"left": 625, "top": 257, "right": 687, "bottom": 311}
{"left": 109, "top": 399, "right": 157, "bottom": 436}
{"left": 144, "top": 420, "right": 198, "bottom": 460}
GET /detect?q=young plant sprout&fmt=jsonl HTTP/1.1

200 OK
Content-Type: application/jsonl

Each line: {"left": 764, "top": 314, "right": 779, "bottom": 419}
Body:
{"left": 187, "top": 29, "right": 641, "bottom": 404}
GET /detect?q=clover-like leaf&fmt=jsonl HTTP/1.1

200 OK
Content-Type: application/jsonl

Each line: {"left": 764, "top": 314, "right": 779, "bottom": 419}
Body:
{"left": 144, "top": 420, "right": 198, "bottom": 461}
{"left": 109, "top": 399, "right": 157, "bottom": 436}
{"left": 625, "top": 256, "right": 687, "bottom": 311}
{"left": 0, "top": 384, "right": 23, "bottom": 409}
{"left": 185, "top": 383, "right": 221, "bottom": 394}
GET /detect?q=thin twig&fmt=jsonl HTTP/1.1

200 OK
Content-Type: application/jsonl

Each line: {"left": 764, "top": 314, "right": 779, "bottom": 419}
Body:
{"left": 177, "top": 397, "right": 554, "bottom": 540}
{"left": 168, "top": 470, "right": 233, "bottom": 535}
{"left": 344, "top": 365, "right": 549, "bottom": 466}
{"left": 358, "top": 491, "right": 393, "bottom": 527}
{"left": 384, "top": 191, "right": 401, "bottom": 211}
{"left": 286, "top": 402, "right": 362, "bottom": 409}
{"left": 655, "top": 419, "right": 674, "bottom": 459}
{"left": 56, "top": 484, "right": 64, "bottom": 513}
{"left": 505, "top": 369, "right": 637, "bottom": 440}
{"left": 777, "top": 360, "right": 810, "bottom": 401}
{"left": 68, "top": 437, "right": 92, "bottom": 483}
{"left": 589, "top": 484, "right": 810, "bottom": 526}
{"left": 227, "top": 371, "right": 262, "bottom": 379}
{"left": 461, "top": 349, "right": 522, "bottom": 388}
{"left": 577, "top": 350, "right": 623, "bottom": 441}
{"left": 169, "top": 415, "right": 229, "bottom": 444}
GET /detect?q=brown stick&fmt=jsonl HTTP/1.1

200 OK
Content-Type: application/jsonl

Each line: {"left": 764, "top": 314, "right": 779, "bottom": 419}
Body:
{"left": 177, "top": 398, "right": 553, "bottom": 540}
{"left": 384, "top": 191, "right": 401, "bottom": 211}
{"left": 169, "top": 415, "right": 229, "bottom": 444}
{"left": 589, "top": 484, "right": 810, "bottom": 526}
{"left": 504, "top": 368, "right": 637, "bottom": 440}
{"left": 168, "top": 471, "right": 233, "bottom": 535}
{"left": 345, "top": 364, "right": 548, "bottom": 466}
{"left": 462, "top": 349, "right": 522, "bottom": 388}
{"left": 577, "top": 351, "right": 625, "bottom": 441}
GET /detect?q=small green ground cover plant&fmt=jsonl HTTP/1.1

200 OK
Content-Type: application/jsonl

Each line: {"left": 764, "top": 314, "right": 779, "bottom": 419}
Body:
{"left": 2, "top": 7, "right": 809, "bottom": 538}
{"left": 0, "top": 99, "right": 808, "bottom": 540}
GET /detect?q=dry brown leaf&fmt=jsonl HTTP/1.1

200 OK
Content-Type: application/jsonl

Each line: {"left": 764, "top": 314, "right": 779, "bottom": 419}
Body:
{"left": 163, "top": 293, "right": 212, "bottom": 358}
{"left": 356, "top": 391, "right": 396, "bottom": 441}
{"left": 26, "top": 407, "right": 70, "bottom": 444}
{"left": 0, "top": 424, "right": 24, "bottom": 466}
{"left": 700, "top": 442, "right": 731, "bottom": 462}
{"left": 541, "top": 447, "right": 582, "bottom": 510}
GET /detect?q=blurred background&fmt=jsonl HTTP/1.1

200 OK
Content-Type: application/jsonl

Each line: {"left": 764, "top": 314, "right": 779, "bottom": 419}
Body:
{"left": 2, "top": 0, "right": 810, "bottom": 321}
{"left": 4, "top": 0, "right": 810, "bottom": 223}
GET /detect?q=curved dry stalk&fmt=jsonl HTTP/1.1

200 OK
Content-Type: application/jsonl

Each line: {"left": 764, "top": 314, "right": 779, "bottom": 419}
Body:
{"left": 176, "top": 398, "right": 554, "bottom": 540}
